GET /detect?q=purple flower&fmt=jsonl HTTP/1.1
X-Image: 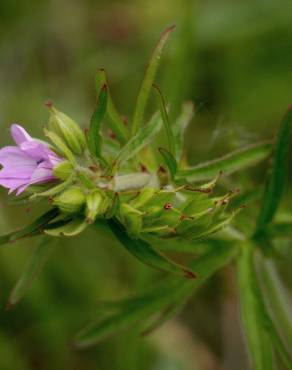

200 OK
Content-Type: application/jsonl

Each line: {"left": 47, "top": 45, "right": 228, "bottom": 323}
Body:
{"left": 0, "top": 124, "right": 62, "bottom": 195}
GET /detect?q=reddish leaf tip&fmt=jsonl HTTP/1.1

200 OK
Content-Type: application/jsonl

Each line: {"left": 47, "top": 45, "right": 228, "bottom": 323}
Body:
{"left": 140, "top": 163, "right": 148, "bottom": 173}
{"left": 45, "top": 100, "right": 53, "bottom": 108}
{"left": 183, "top": 269, "right": 197, "bottom": 279}
{"left": 164, "top": 24, "right": 176, "bottom": 34}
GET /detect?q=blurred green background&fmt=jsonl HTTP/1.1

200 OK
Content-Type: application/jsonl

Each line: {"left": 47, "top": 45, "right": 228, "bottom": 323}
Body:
{"left": 0, "top": 0, "right": 292, "bottom": 369}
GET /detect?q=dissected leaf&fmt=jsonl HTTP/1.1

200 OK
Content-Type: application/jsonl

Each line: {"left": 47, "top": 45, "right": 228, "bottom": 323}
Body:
{"left": 131, "top": 25, "right": 175, "bottom": 135}
{"left": 141, "top": 296, "right": 187, "bottom": 336}
{"left": 238, "top": 243, "right": 292, "bottom": 370}
{"left": 257, "top": 256, "right": 292, "bottom": 354}
{"left": 237, "top": 243, "right": 275, "bottom": 370}
{"left": 176, "top": 141, "right": 272, "bottom": 182}
{"left": 172, "top": 102, "right": 195, "bottom": 161}
{"left": 7, "top": 236, "right": 57, "bottom": 308}
{"left": 95, "top": 69, "right": 129, "bottom": 144}
{"left": 73, "top": 243, "right": 237, "bottom": 348}
{"left": 159, "top": 147, "right": 178, "bottom": 179}
{"left": 0, "top": 208, "right": 60, "bottom": 246}
{"left": 255, "top": 108, "right": 292, "bottom": 238}
{"left": 113, "top": 111, "right": 163, "bottom": 169}
{"left": 88, "top": 84, "right": 108, "bottom": 160}
{"left": 107, "top": 218, "right": 196, "bottom": 278}
{"left": 267, "top": 223, "right": 292, "bottom": 238}
{"left": 153, "top": 85, "right": 175, "bottom": 156}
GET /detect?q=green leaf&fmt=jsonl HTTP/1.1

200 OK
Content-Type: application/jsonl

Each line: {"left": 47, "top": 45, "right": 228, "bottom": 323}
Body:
{"left": 255, "top": 108, "right": 292, "bottom": 237}
{"left": 257, "top": 257, "right": 292, "bottom": 356}
{"left": 237, "top": 243, "right": 275, "bottom": 370}
{"left": 153, "top": 85, "right": 176, "bottom": 156}
{"left": 267, "top": 222, "right": 292, "bottom": 239}
{"left": 7, "top": 236, "right": 56, "bottom": 308}
{"left": 44, "top": 217, "right": 88, "bottom": 237}
{"left": 73, "top": 243, "right": 237, "bottom": 348}
{"left": 172, "top": 102, "right": 195, "bottom": 161}
{"left": 176, "top": 141, "right": 272, "bottom": 182}
{"left": 113, "top": 111, "right": 163, "bottom": 170}
{"left": 159, "top": 147, "right": 177, "bottom": 179}
{"left": 140, "top": 296, "right": 186, "bottom": 336}
{"left": 0, "top": 208, "right": 60, "bottom": 246}
{"left": 107, "top": 218, "right": 196, "bottom": 278}
{"left": 95, "top": 69, "right": 129, "bottom": 144}
{"left": 131, "top": 25, "right": 175, "bottom": 135}
{"left": 238, "top": 243, "right": 292, "bottom": 370}
{"left": 88, "top": 84, "right": 108, "bottom": 159}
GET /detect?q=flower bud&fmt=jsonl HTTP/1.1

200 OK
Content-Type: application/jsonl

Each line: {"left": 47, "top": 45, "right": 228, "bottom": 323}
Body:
{"left": 48, "top": 105, "right": 86, "bottom": 155}
{"left": 119, "top": 203, "right": 143, "bottom": 236}
{"left": 85, "top": 190, "right": 109, "bottom": 223}
{"left": 53, "top": 186, "right": 86, "bottom": 214}
{"left": 53, "top": 160, "right": 73, "bottom": 180}
{"left": 138, "top": 189, "right": 175, "bottom": 213}
{"left": 130, "top": 187, "right": 156, "bottom": 209}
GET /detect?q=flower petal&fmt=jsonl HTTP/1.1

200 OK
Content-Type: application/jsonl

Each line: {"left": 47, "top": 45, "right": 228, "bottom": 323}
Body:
{"left": 20, "top": 140, "right": 62, "bottom": 165}
{"left": 15, "top": 184, "right": 30, "bottom": 195}
{"left": 30, "top": 162, "right": 55, "bottom": 184}
{"left": 20, "top": 141, "right": 50, "bottom": 161}
{"left": 0, "top": 146, "right": 35, "bottom": 165}
{"left": 47, "top": 153, "right": 62, "bottom": 167}
{"left": 0, "top": 177, "right": 30, "bottom": 193}
{"left": 11, "top": 124, "right": 32, "bottom": 145}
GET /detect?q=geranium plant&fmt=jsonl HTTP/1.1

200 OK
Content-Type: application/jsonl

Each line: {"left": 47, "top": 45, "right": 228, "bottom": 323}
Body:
{"left": 0, "top": 26, "right": 291, "bottom": 369}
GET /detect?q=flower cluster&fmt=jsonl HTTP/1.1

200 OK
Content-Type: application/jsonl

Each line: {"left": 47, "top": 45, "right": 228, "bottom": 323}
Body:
{"left": 0, "top": 104, "right": 237, "bottom": 243}
{"left": 0, "top": 26, "right": 240, "bottom": 278}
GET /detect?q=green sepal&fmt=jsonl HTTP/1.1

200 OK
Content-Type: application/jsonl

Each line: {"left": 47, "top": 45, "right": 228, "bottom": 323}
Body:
{"left": 44, "top": 128, "right": 76, "bottom": 164}
{"left": 52, "top": 186, "right": 86, "bottom": 214}
{"left": 119, "top": 204, "right": 143, "bottom": 236}
{"left": 47, "top": 105, "right": 86, "bottom": 155}
{"left": 53, "top": 160, "right": 73, "bottom": 180}
{"left": 85, "top": 190, "right": 110, "bottom": 223}
{"left": 30, "top": 175, "right": 74, "bottom": 199}
{"left": 130, "top": 188, "right": 156, "bottom": 209}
